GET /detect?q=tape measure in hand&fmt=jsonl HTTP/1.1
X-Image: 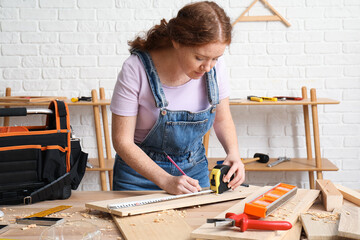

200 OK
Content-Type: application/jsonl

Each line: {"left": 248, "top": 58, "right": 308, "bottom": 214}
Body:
{"left": 210, "top": 164, "right": 235, "bottom": 194}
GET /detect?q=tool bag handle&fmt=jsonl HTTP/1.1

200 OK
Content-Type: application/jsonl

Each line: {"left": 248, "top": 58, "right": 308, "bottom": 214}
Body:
{"left": 0, "top": 108, "right": 27, "bottom": 117}
{"left": 0, "top": 107, "right": 53, "bottom": 117}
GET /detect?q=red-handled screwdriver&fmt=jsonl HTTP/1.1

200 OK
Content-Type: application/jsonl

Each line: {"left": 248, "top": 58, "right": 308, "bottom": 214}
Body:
{"left": 207, "top": 213, "right": 292, "bottom": 232}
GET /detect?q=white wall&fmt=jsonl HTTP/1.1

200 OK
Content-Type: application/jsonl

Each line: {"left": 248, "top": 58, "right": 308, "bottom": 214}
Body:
{"left": 1, "top": 0, "right": 359, "bottom": 190}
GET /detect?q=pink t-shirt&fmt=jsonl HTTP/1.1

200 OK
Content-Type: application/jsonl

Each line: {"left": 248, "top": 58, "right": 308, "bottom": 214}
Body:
{"left": 110, "top": 54, "right": 230, "bottom": 143}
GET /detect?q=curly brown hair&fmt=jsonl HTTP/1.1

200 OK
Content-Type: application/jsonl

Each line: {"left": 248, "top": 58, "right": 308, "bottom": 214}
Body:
{"left": 129, "top": 1, "right": 232, "bottom": 52}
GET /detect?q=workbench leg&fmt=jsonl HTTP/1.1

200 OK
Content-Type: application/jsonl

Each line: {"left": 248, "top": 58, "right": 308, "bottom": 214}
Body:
{"left": 311, "top": 88, "right": 323, "bottom": 180}
{"left": 92, "top": 89, "right": 108, "bottom": 191}
{"left": 302, "top": 86, "right": 314, "bottom": 189}
{"left": 3, "top": 87, "right": 11, "bottom": 126}
{"left": 100, "top": 87, "right": 113, "bottom": 190}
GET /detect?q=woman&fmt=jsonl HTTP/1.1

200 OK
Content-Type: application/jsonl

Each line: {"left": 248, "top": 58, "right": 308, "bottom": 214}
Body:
{"left": 110, "top": 1, "right": 245, "bottom": 194}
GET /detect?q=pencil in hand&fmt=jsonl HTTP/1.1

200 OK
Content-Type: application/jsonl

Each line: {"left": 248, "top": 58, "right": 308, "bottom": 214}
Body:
{"left": 163, "top": 152, "right": 187, "bottom": 176}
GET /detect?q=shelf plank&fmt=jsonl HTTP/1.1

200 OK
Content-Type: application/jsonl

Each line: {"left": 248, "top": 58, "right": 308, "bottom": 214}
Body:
{"left": 86, "top": 157, "right": 114, "bottom": 171}
{"left": 208, "top": 157, "right": 338, "bottom": 172}
{"left": 0, "top": 99, "right": 111, "bottom": 106}
{"left": 229, "top": 98, "right": 340, "bottom": 106}
{"left": 0, "top": 98, "right": 340, "bottom": 107}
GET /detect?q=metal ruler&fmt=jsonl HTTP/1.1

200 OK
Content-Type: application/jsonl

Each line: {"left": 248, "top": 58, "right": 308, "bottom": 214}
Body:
{"left": 108, "top": 189, "right": 213, "bottom": 210}
{"left": 25, "top": 205, "right": 72, "bottom": 218}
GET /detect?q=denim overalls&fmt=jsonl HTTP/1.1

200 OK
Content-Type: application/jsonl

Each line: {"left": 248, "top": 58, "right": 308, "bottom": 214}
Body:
{"left": 113, "top": 50, "right": 219, "bottom": 190}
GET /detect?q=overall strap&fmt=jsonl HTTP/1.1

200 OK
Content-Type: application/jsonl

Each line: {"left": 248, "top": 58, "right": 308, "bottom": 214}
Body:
{"left": 131, "top": 50, "right": 168, "bottom": 108}
{"left": 205, "top": 68, "right": 219, "bottom": 105}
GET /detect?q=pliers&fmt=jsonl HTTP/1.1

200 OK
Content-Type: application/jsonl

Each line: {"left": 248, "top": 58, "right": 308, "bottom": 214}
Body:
{"left": 207, "top": 212, "right": 292, "bottom": 232}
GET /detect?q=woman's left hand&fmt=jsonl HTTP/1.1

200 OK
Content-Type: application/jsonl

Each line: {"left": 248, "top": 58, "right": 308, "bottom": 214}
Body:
{"left": 221, "top": 155, "right": 245, "bottom": 190}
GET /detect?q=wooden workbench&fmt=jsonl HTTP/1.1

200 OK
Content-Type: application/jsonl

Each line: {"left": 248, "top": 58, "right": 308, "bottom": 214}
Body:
{"left": 0, "top": 190, "right": 245, "bottom": 239}
{"left": 1, "top": 189, "right": 357, "bottom": 240}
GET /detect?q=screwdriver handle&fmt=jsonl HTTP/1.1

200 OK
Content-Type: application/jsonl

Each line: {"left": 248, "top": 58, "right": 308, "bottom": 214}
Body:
{"left": 225, "top": 212, "right": 292, "bottom": 232}
{"left": 246, "top": 218, "right": 292, "bottom": 231}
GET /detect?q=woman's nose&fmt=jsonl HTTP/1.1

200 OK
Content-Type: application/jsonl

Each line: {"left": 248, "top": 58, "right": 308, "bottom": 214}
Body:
{"left": 203, "top": 61, "right": 212, "bottom": 72}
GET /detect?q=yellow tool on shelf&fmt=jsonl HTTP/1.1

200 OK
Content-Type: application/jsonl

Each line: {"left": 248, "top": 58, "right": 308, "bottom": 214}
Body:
{"left": 247, "top": 96, "right": 263, "bottom": 102}
{"left": 260, "top": 97, "right": 277, "bottom": 101}
{"left": 247, "top": 96, "right": 277, "bottom": 102}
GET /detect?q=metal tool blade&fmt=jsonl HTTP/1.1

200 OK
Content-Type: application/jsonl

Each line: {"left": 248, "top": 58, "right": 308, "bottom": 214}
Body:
{"left": 267, "top": 157, "right": 290, "bottom": 167}
{"left": 207, "top": 218, "right": 235, "bottom": 227}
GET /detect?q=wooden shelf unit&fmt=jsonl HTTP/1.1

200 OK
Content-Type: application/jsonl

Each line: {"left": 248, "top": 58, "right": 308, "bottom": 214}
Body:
{"left": 205, "top": 86, "right": 340, "bottom": 189}
{"left": 1, "top": 86, "right": 340, "bottom": 190}
{"left": 1, "top": 87, "right": 113, "bottom": 191}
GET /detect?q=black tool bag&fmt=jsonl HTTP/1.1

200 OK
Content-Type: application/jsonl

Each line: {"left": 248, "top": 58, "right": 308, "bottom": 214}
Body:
{"left": 0, "top": 100, "right": 88, "bottom": 205}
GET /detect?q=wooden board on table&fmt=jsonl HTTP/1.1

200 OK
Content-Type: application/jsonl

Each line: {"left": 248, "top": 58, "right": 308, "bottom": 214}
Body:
{"left": 112, "top": 210, "right": 192, "bottom": 240}
{"left": 191, "top": 187, "right": 320, "bottom": 240}
{"left": 316, "top": 179, "right": 343, "bottom": 211}
{"left": 0, "top": 96, "right": 67, "bottom": 102}
{"left": 86, "top": 185, "right": 259, "bottom": 217}
{"left": 300, "top": 206, "right": 340, "bottom": 240}
{"left": 335, "top": 184, "right": 360, "bottom": 206}
{"left": 338, "top": 204, "right": 360, "bottom": 239}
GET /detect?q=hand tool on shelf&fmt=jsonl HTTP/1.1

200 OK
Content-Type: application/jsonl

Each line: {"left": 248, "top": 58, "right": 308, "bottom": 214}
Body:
{"left": 207, "top": 212, "right": 292, "bottom": 232}
{"left": 242, "top": 153, "right": 269, "bottom": 164}
{"left": 247, "top": 95, "right": 263, "bottom": 102}
{"left": 267, "top": 156, "right": 291, "bottom": 167}
{"left": 244, "top": 183, "right": 297, "bottom": 218}
{"left": 260, "top": 96, "right": 277, "bottom": 101}
{"left": 71, "top": 96, "right": 92, "bottom": 102}
{"left": 274, "top": 96, "right": 303, "bottom": 101}
{"left": 247, "top": 96, "right": 277, "bottom": 102}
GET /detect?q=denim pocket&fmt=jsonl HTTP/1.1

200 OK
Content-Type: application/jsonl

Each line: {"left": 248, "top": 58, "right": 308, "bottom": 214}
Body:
{"left": 163, "top": 119, "right": 208, "bottom": 153}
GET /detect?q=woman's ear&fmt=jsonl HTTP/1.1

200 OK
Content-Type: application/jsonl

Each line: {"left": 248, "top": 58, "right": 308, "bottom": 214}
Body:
{"left": 172, "top": 40, "right": 180, "bottom": 49}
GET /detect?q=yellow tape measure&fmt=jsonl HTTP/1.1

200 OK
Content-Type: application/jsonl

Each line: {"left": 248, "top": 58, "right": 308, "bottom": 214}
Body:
{"left": 25, "top": 205, "right": 72, "bottom": 218}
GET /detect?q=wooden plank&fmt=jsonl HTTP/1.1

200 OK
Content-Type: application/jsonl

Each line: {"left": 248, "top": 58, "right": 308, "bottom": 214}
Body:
{"left": 335, "top": 184, "right": 360, "bottom": 206}
{"left": 274, "top": 220, "right": 302, "bottom": 240}
{"left": 236, "top": 15, "right": 281, "bottom": 22}
{"left": 0, "top": 96, "right": 67, "bottom": 102}
{"left": 86, "top": 185, "right": 260, "bottom": 217}
{"left": 338, "top": 205, "right": 360, "bottom": 239}
{"left": 316, "top": 179, "right": 343, "bottom": 211}
{"left": 191, "top": 187, "right": 319, "bottom": 240}
{"left": 112, "top": 210, "right": 192, "bottom": 240}
{"left": 300, "top": 203, "right": 340, "bottom": 240}
{"left": 228, "top": 98, "right": 340, "bottom": 105}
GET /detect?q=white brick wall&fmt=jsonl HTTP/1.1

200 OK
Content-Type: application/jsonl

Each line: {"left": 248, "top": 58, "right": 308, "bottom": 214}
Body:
{"left": 0, "top": 0, "right": 359, "bottom": 190}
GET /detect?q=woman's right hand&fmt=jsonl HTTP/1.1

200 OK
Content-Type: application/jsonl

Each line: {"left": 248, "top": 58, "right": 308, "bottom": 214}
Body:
{"left": 161, "top": 175, "right": 202, "bottom": 195}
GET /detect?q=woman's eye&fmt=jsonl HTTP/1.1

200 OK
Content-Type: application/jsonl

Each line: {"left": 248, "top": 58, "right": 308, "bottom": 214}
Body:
{"left": 213, "top": 58, "right": 218, "bottom": 61}
{"left": 196, "top": 56, "right": 203, "bottom": 61}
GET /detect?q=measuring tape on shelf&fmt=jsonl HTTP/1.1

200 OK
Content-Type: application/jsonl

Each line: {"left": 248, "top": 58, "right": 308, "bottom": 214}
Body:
{"left": 25, "top": 205, "right": 72, "bottom": 218}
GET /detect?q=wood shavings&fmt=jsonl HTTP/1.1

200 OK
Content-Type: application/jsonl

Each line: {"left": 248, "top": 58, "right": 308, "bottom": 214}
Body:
{"left": 304, "top": 211, "right": 340, "bottom": 223}
{"left": 153, "top": 218, "right": 165, "bottom": 223}
{"left": 21, "top": 224, "right": 37, "bottom": 230}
